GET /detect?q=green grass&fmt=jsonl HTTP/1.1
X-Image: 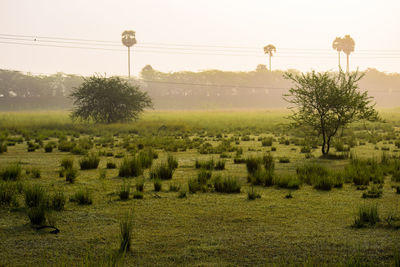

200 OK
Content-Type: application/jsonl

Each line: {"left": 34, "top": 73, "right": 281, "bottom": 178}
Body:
{"left": 0, "top": 110, "right": 400, "bottom": 266}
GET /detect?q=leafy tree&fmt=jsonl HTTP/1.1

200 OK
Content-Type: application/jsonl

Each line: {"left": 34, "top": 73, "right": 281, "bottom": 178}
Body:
{"left": 70, "top": 75, "right": 152, "bottom": 123}
{"left": 284, "top": 70, "right": 379, "bottom": 155}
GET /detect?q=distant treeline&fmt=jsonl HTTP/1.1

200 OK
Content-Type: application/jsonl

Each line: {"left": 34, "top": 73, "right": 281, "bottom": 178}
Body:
{"left": 0, "top": 66, "right": 399, "bottom": 110}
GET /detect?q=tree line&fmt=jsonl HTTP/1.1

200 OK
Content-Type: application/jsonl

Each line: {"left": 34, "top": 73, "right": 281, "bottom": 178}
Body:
{"left": 0, "top": 67, "right": 399, "bottom": 110}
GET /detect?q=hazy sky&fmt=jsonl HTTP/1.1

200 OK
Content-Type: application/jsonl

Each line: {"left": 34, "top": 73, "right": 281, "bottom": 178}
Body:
{"left": 1, "top": 0, "right": 400, "bottom": 77}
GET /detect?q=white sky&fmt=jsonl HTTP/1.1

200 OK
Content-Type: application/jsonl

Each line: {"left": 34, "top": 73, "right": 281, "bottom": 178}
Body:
{"left": 1, "top": 0, "right": 400, "bottom": 77}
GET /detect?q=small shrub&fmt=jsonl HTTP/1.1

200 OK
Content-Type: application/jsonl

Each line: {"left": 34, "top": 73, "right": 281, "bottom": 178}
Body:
{"left": 119, "top": 211, "right": 133, "bottom": 252}
{"left": 300, "top": 146, "right": 311, "bottom": 153}
{"left": 353, "top": 203, "right": 380, "bottom": 227}
{"left": 106, "top": 161, "right": 116, "bottom": 169}
{"left": 285, "top": 192, "right": 293, "bottom": 199}
{"left": 153, "top": 179, "right": 162, "bottom": 192}
{"left": 119, "top": 157, "right": 143, "bottom": 178}
{"left": 169, "top": 182, "right": 180, "bottom": 192}
{"left": 119, "top": 182, "right": 130, "bottom": 201}
{"left": 249, "top": 167, "right": 273, "bottom": 187}
{"left": 71, "top": 189, "right": 92, "bottom": 205}
{"left": 51, "top": 191, "right": 66, "bottom": 211}
{"left": 213, "top": 175, "right": 241, "bottom": 193}
{"left": 79, "top": 154, "right": 100, "bottom": 170}
{"left": 0, "top": 163, "right": 21, "bottom": 181}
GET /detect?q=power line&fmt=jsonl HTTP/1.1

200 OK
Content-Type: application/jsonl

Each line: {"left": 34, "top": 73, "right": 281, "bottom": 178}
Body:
{"left": 1, "top": 33, "right": 400, "bottom": 53}
{"left": 1, "top": 40, "right": 400, "bottom": 59}
{"left": 140, "top": 79, "right": 288, "bottom": 90}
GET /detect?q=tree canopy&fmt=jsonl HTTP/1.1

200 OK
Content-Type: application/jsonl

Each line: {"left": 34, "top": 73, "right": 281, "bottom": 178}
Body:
{"left": 70, "top": 75, "right": 152, "bottom": 123}
{"left": 284, "top": 70, "right": 379, "bottom": 155}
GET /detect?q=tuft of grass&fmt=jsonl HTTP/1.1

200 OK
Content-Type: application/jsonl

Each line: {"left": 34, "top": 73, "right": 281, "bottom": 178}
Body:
{"left": 0, "top": 182, "right": 18, "bottom": 207}
{"left": 150, "top": 163, "right": 174, "bottom": 180}
{"left": 119, "top": 157, "right": 143, "bottom": 178}
{"left": 24, "top": 184, "right": 47, "bottom": 208}
{"left": 0, "top": 163, "right": 21, "bottom": 181}
{"left": 133, "top": 190, "right": 143, "bottom": 199}
{"left": 70, "top": 189, "right": 93, "bottom": 205}
{"left": 79, "top": 153, "right": 100, "bottom": 170}
{"left": 245, "top": 157, "right": 262, "bottom": 174}
{"left": 247, "top": 186, "right": 261, "bottom": 200}
{"left": 195, "top": 158, "right": 214, "bottom": 170}
{"left": 169, "top": 182, "right": 181, "bottom": 192}
{"left": 119, "top": 210, "right": 134, "bottom": 252}
{"left": 197, "top": 168, "right": 212, "bottom": 185}
{"left": 213, "top": 175, "right": 241, "bottom": 193}
{"left": 106, "top": 161, "right": 117, "bottom": 169}
{"left": 65, "top": 167, "right": 78, "bottom": 184}
{"left": 51, "top": 191, "right": 66, "bottom": 211}
{"left": 188, "top": 178, "right": 201, "bottom": 194}
{"left": 274, "top": 175, "right": 301, "bottom": 190}
{"left": 119, "top": 182, "right": 130, "bottom": 201}
{"left": 27, "top": 167, "right": 41, "bottom": 179}
{"left": 60, "top": 157, "right": 74, "bottom": 170}
{"left": 27, "top": 204, "right": 47, "bottom": 225}
{"left": 279, "top": 157, "right": 290, "bottom": 163}
{"left": 214, "top": 160, "right": 225, "bottom": 170}
{"left": 353, "top": 203, "right": 380, "bottom": 228}
{"left": 167, "top": 154, "right": 179, "bottom": 170}
{"left": 362, "top": 184, "right": 382, "bottom": 198}
{"left": 135, "top": 179, "right": 145, "bottom": 192}
{"left": 178, "top": 188, "right": 187, "bottom": 198}
{"left": 153, "top": 179, "right": 162, "bottom": 192}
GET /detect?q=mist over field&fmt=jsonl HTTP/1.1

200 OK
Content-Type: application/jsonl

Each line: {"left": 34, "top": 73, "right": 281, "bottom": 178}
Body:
{"left": 1, "top": 67, "right": 400, "bottom": 110}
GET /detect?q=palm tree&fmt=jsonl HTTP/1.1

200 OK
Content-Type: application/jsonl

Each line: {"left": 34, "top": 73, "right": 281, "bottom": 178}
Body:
{"left": 341, "top": 35, "right": 355, "bottom": 73}
{"left": 121, "top": 30, "right": 137, "bottom": 79}
{"left": 332, "top": 37, "right": 343, "bottom": 71}
{"left": 263, "top": 44, "right": 276, "bottom": 71}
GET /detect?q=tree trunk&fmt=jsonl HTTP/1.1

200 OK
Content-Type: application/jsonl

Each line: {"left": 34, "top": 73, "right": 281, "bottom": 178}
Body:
{"left": 321, "top": 133, "right": 327, "bottom": 154}
{"left": 128, "top": 47, "right": 131, "bottom": 79}
{"left": 338, "top": 51, "right": 341, "bottom": 71}
{"left": 269, "top": 55, "right": 271, "bottom": 71}
{"left": 346, "top": 53, "right": 349, "bottom": 73}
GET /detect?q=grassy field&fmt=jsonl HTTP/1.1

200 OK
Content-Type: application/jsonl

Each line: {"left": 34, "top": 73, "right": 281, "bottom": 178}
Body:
{"left": 0, "top": 110, "right": 400, "bottom": 266}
